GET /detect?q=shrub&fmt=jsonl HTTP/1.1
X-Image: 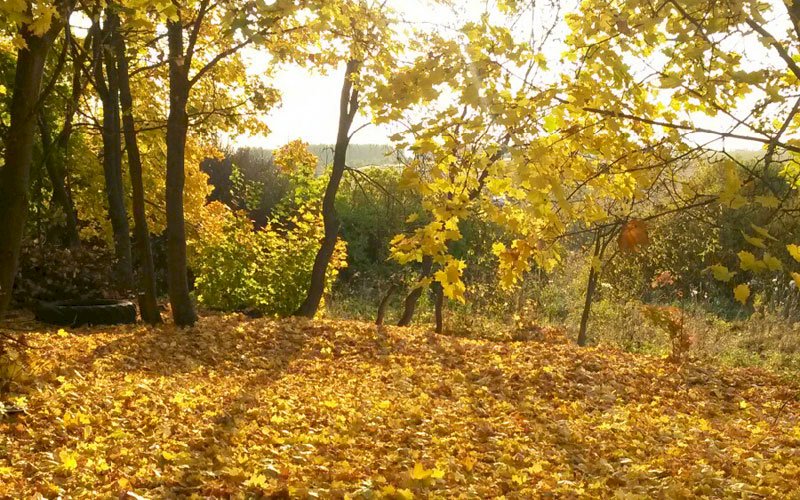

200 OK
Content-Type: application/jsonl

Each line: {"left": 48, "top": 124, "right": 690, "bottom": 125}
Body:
{"left": 193, "top": 202, "right": 346, "bottom": 316}
{"left": 192, "top": 141, "right": 346, "bottom": 317}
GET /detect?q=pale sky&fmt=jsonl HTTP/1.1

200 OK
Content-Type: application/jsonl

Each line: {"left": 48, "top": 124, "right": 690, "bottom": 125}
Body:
{"left": 239, "top": 63, "right": 395, "bottom": 149}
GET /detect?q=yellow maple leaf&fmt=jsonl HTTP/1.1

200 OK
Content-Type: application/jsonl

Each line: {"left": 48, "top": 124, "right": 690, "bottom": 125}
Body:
{"left": 709, "top": 264, "right": 735, "bottom": 282}
{"left": 754, "top": 195, "right": 780, "bottom": 208}
{"left": 733, "top": 284, "right": 750, "bottom": 305}
{"left": 762, "top": 253, "right": 783, "bottom": 272}
{"left": 29, "top": 4, "right": 56, "bottom": 37}
{"left": 751, "top": 224, "right": 776, "bottom": 240}
{"left": 738, "top": 251, "right": 765, "bottom": 272}
{"left": 410, "top": 462, "right": 431, "bottom": 480}
{"left": 742, "top": 232, "right": 765, "bottom": 249}
{"left": 410, "top": 462, "right": 444, "bottom": 481}
{"left": 243, "top": 473, "right": 268, "bottom": 489}
{"left": 788, "top": 244, "right": 800, "bottom": 263}
{"left": 59, "top": 450, "right": 78, "bottom": 472}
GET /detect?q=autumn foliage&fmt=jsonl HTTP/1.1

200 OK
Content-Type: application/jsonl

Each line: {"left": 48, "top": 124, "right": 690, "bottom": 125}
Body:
{"left": 2, "top": 316, "right": 800, "bottom": 497}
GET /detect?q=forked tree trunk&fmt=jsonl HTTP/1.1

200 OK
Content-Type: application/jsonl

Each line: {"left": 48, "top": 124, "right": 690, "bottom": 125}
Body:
{"left": 38, "top": 113, "right": 81, "bottom": 248}
{"left": 375, "top": 284, "right": 397, "bottom": 326}
{"left": 165, "top": 19, "right": 197, "bottom": 326}
{"left": 111, "top": 8, "right": 161, "bottom": 324}
{"left": 93, "top": 18, "right": 133, "bottom": 292}
{"left": 295, "top": 60, "right": 360, "bottom": 318}
{"left": 397, "top": 256, "right": 433, "bottom": 326}
{"left": 0, "top": 25, "right": 63, "bottom": 318}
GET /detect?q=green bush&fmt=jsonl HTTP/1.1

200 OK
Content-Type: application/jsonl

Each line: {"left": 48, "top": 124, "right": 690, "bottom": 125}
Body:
{"left": 194, "top": 203, "right": 346, "bottom": 317}
{"left": 193, "top": 141, "right": 346, "bottom": 317}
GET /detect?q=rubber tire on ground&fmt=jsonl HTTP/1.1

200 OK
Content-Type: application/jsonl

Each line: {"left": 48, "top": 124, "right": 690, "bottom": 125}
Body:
{"left": 35, "top": 299, "right": 138, "bottom": 327}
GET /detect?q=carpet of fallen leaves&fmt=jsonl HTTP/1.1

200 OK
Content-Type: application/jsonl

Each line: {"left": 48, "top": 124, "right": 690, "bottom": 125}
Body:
{"left": 2, "top": 315, "right": 800, "bottom": 498}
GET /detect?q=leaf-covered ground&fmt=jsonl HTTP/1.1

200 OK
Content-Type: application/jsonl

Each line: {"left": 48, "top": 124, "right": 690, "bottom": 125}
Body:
{"left": 1, "top": 315, "right": 800, "bottom": 498}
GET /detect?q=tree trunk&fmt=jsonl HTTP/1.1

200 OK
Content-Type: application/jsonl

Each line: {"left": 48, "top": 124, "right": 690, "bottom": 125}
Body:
{"left": 111, "top": 8, "right": 161, "bottom": 324}
{"left": 165, "top": 19, "right": 197, "bottom": 326}
{"left": 375, "top": 284, "right": 397, "bottom": 326}
{"left": 0, "top": 26, "right": 62, "bottom": 318}
{"left": 433, "top": 282, "right": 444, "bottom": 334}
{"left": 295, "top": 60, "right": 360, "bottom": 318}
{"left": 93, "top": 18, "right": 133, "bottom": 292}
{"left": 397, "top": 256, "right": 433, "bottom": 326}
{"left": 38, "top": 113, "right": 80, "bottom": 248}
{"left": 577, "top": 232, "right": 603, "bottom": 347}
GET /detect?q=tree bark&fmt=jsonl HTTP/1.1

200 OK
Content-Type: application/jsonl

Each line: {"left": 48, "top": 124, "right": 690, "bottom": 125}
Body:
{"left": 397, "top": 256, "right": 433, "bottom": 326}
{"left": 295, "top": 60, "right": 360, "bottom": 318}
{"left": 111, "top": 7, "right": 161, "bottom": 324}
{"left": 577, "top": 232, "right": 603, "bottom": 347}
{"left": 0, "top": 24, "right": 63, "bottom": 318}
{"left": 38, "top": 113, "right": 81, "bottom": 248}
{"left": 165, "top": 19, "right": 197, "bottom": 326}
{"left": 433, "top": 282, "right": 444, "bottom": 334}
{"left": 375, "top": 284, "right": 397, "bottom": 326}
{"left": 93, "top": 17, "right": 134, "bottom": 292}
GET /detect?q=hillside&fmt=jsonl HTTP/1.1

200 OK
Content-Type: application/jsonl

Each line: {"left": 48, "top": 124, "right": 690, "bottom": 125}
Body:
{"left": 1, "top": 316, "right": 799, "bottom": 497}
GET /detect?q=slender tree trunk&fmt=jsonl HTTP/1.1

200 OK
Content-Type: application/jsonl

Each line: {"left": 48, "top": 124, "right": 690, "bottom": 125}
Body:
{"left": 397, "top": 256, "right": 433, "bottom": 326}
{"left": 375, "top": 284, "right": 397, "bottom": 326}
{"left": 38, "top": 113, "right": 80, "bottom": 248}
{"left": 93, "top": 18, "right": 133, "bottom": 292}
{"left": 433, "top": 282, "right": 444, "bottom": 334}
{"left": 165, "top": 19, "right": 197, "bottom": 326}
{"left": 0, "top": 26, "right": 62, "bottom": 318}
{"left": 111, "top": 8, "right": 161, "bottom": 324}
{"left": 295, "top": 60, "right": 360, "bottom": 318}
{"left": 577, "top": 232, "right": 603, "bottom": 347}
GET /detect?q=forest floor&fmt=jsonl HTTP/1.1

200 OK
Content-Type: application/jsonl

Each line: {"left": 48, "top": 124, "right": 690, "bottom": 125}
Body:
{"left": 1, "top": 314, "right": 799, "bottom": 498}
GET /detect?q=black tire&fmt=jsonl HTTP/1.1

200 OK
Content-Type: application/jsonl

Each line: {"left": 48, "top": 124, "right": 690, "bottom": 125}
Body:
{"left": 35, "top": 299, "right": 138, "bottom": 327}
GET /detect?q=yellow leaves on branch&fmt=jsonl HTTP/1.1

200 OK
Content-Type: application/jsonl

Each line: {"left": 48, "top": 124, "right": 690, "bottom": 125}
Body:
{"left": 719, "top": 164, "right": 746, "bottom": 209}
{"left": 434, "top": 258, "right": 466, "bottom": 303}
{"left": 29, "top": 3, "right": 57, "bottom": 36}
{"left": 494, "top": 240, "right": 530, "bottom": 290}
